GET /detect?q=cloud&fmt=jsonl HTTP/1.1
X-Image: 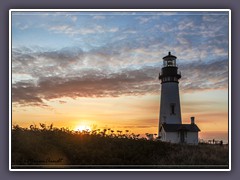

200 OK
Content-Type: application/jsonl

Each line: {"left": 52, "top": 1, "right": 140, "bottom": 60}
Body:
{"left": 180, "top": 59, "right": 228, "bottom": 92}
{"left": 71, "top": 16, "right": 78, "bottom": 22}
{"left": 12, "top": 66, "right": 159, "bottom": 106}
{"left": 109, "top": 27, "right": 119, "bottom": 33}
{"left": 12, "top": 46, "right": 85, "bottom": 80}
{"left": 176, "top": 36, "right": 190, "bottom": 45}
{"left": 12, "top": 50, "right": 228, "bottom": 107}
{"left": 64, "top": 14, "right": 78, "bottom": 22}
{"left": 137, "top": 17, "right": 150, "bottom": 24}
{"left": 48, "top": 24, "right": 119, "bottom": 35}
{"left": 59, "top": 100, "right": 67, "bottom": 104}
{"left": 93, "top": 15, "right": 106, "bottom": 20}
{"left": 199, "top": 15, "right": 228, "bottom": 38}
{"left": 12, "top": 81, "right": 46, "bottom": 107}
{"left": 178, "top": 19, "right": 195, "bottom": 31}
{"left": 135, "top": 16, "right": 159, "bottom": 24}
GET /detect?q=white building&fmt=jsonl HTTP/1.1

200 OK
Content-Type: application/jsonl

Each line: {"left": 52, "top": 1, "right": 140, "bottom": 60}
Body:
{"left": 158, "top": 52, "right": 200, "bottom": 145}
{"left": 159, "top": 117, "right": 200, "bottom": 145}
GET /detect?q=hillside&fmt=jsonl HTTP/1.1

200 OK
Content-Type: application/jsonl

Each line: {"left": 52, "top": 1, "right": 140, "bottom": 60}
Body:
{"left": 11, "top": 125, "right": 229, "bottom": 169}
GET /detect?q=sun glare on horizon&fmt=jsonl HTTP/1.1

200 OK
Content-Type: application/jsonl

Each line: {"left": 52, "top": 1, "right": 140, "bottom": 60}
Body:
{"left": 74, "top": 125, "right": 92, "bottom": 132}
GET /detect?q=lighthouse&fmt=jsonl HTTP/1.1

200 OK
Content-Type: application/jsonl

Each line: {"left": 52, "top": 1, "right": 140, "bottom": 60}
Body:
{"left": 158, "top": 52, "right": 182, "bottom": 125}
{"left": 158, "top": 52, "right": 200, "bottom": 144}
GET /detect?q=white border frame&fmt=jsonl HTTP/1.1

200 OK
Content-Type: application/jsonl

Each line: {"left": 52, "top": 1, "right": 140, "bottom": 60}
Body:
{"left": 9, "top": 9, "right": 231, "bottom": 172}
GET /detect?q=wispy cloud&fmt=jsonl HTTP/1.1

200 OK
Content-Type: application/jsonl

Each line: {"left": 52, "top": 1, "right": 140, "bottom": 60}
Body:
{"left": 48, "top": 24, "right": 119, "bottom": 35}
{"left": 14, "top": 22, "right": 29, "bottom": 30}
{"left": 135, "top": 16, "right": 159, "bottom": 24}
{"left": 178, "top": 19, "right": 195, "bottom": 31}
{"left": 180, "top": 59, "right": 228, "bottom": 92}
{"left": 93, "top": 15, "right": 106, "bottom": 20}
{"left": 70, "top": 16, "right": 78, "bottom": 22}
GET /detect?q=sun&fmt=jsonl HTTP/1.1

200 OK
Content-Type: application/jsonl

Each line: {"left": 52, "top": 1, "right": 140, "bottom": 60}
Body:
{"left": 74, "top": 125, "right": 92, "bottom": 132}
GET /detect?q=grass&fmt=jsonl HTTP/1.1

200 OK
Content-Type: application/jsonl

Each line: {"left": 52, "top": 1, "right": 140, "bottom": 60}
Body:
{"left": 11, "top": 125, "right": 229, "bottom": 169}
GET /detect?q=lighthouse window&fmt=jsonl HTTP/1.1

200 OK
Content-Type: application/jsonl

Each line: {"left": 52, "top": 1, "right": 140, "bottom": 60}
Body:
{"left": 170, "top": 104, "right": 176, "bottom": 115}
{"left": 167, "top": 61, "right": 173, "bottom": 66}
{"left": 164, "top": 61, "right": 167, "bottom": 67}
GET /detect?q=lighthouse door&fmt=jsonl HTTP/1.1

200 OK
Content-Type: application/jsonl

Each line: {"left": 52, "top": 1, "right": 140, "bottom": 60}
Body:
{"left": 180, "top": 131, "right": 185, "bottom": 143}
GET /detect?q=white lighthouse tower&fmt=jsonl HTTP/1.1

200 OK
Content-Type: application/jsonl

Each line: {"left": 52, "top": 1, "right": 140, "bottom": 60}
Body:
{"left": 159, "top": 52, "right": 182, "bottom": 126}
{"left": 158, "top": 52, "right": 200, "bottom": 144}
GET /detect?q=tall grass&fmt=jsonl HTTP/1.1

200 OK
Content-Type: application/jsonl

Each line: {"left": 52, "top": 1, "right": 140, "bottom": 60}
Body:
{"left": 11, "top": 124, "right": 229, "bottom": 168}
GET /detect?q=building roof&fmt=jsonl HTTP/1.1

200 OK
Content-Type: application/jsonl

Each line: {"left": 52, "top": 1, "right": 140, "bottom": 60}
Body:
{"left": 161, "top": 123, "right": 200, "bottom": 132}
{"left": 163, "top": 52, "right": 177, "bottom": 60}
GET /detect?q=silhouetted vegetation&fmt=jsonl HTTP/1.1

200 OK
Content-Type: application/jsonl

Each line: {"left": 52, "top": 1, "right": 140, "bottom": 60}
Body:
{"left": 11, "top": 124, "right": 229, "bottom": 169}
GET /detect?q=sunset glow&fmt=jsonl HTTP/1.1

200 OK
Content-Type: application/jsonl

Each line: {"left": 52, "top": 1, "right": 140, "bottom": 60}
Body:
{"left": 11, "top": 10, "right": 229, "bottom": 143}
{"left": 74, "top": 124, "right": 92, "bottom": 132}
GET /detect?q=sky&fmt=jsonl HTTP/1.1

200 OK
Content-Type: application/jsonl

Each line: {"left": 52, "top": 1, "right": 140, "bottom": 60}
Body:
{"left": 11, "top": 10, "right": 229, "bottom": 143}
